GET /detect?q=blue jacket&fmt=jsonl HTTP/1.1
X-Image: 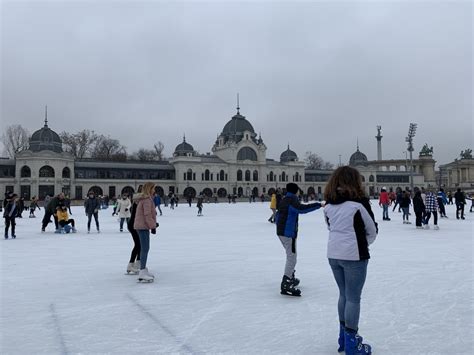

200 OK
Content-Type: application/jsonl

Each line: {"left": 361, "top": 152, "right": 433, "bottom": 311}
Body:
{"left": 276, "top": 193, "right": 321, "bottom": 238}
{"left": 437, "top": 191, "right": 448, "bottom": 205}
{"left": 153, "top": 195, "right": 161, "bottom": 206}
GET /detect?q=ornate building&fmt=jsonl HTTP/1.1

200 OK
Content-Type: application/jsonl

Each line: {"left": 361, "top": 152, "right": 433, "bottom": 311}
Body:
{"left": 0, "top": 111, "right": 443, "bottom": 200}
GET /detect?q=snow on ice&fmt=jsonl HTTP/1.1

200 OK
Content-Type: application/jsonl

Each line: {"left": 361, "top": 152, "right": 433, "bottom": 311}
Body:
{"left": 1, "top": 201, "right": 472, "bottom": 354}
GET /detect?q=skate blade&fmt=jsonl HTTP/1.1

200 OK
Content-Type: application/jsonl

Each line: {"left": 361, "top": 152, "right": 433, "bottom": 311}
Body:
{"left": 137, "top": 279, "right": 154, "bottom": 283}
{"left": 280, "top": 290, "right": 301, "bottom": 297}
{"left": 125, "top": 271, "right": 139, "bottom": 275}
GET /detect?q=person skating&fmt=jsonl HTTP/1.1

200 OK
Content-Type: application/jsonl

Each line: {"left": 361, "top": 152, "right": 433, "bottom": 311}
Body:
{"left": 126, "top": 197, "right": 140, "bottom": 274}
{"left": 56, "top": 203, "right": 77, "bottom": 233}
{"left": 413, "top": 189, "right": 425, "bottom": 229}
{"left": 134, "top": 182, "right": 158, "bottom": 283}
{"left": 437, "top": 188, "right": 448, "bottom": 218}
{"left": 276, "top": 183, "right": 322, "bottom": 296}
{"left": 16, "top": 195, "right": 25, "bottom": 218}
{"left": 454, "top": 188, "right": 466, "bottom": 220}
{"left": 64, "top": 196, "right": 72, "bottom": 215}
{"left": 84, "top": 191, "right": 100, "bottom": 233}
{"left": 400, "top": 191, "right": 411, "bottom": 224}
{"left": 196, "top": 194, "right": 203, "bottom": 216}
{"left": 41, "top": 193, "right": 65, "bottom": 232}
{"left": 116, "top": 194, "right": 131, "bottom": 232}
{"left": 153, "top": 193, "right": 163, "bottom": 216}
{"left": 424, "top": 190, "right": 439, "bottom": 230}
{"left": 29, "top": 196, "right": 40, "bottom": 218}
{"left": 392, "top": 189, "right": 402, "bottom": 212}
{"left": 323, "top": 166, "right": 377, "bottom": 355}
{"left": 447, "top": 191, "right": 453, "bottom": 205}
{"left": 3, "top": 193, "right": 19, "bottom": 239}
{"left": 268, "top": 192, "right": 277, "bottom": 223}
{"left": 378, "top": 187, "right": 391, "bottom": 221}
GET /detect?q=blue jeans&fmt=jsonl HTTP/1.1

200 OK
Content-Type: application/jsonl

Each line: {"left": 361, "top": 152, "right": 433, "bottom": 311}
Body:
{"left": 329, "top": 258, "right": 368, "bottom": 331}
{"left": 382, "top": 204, "right": 389, "bottom": 219}
{"left": 137, "top": 230, "right": 150, "bottom": 270}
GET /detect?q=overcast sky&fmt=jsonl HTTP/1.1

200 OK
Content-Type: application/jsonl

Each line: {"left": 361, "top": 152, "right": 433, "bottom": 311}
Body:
{"left": 1, "top": 0, "right": 472, "bottom": 166}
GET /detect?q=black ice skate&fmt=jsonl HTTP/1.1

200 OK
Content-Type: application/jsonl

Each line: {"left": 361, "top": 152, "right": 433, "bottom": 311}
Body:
{"left": 291, "top": 271, "right": 300, "bottom": 287}
{"left": 280, "top": 275, "right": 301, "bottom": 297}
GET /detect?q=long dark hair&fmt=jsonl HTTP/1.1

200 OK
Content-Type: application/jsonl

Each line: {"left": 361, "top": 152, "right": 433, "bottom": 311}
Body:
{"left": 324, "top": 166, "right": 366, "bottom": 202}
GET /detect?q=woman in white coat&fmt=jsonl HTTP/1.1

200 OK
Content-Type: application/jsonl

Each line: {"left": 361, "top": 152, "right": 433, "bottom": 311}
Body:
{"left": 116, "top": 195, "right": 132, "bottom": 232}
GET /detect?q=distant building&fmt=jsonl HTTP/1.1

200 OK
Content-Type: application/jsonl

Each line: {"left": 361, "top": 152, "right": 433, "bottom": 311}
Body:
{"left": 0, "top": 110, "right": 442, "bottom": 200}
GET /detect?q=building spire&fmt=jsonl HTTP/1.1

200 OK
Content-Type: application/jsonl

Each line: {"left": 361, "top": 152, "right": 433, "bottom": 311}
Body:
{"left": 183, "top": 133, "right": 186, "bottom": 143}
{"left": 356, "top": 137, "right": 359, "bottom": 151}
{"left": 236, "top": 93, "right": 240, "bottom": 114}
{"left": 44, "top": 105, "right": 48, "bottom": 127}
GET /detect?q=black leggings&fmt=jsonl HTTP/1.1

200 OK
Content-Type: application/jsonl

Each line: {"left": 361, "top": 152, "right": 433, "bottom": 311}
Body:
{"left": 425, "top": 211, "right": 438, "bottom": 226}
{"left": 128, "top": 228, "right": 141, "bottom": 263}
{"left": 87, "top": 212, "right": 99, "bottom": 230}
{"left": 4, "top": 217, "right": 16, "bottom": 236}
{"left": 415, "top": 210, "right": 424, "bottom": 227}
{"left": 59, "top": 219, "right": 75, "bottom": 227}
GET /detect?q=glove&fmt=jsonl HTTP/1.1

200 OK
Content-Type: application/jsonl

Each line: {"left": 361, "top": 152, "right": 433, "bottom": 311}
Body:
{"left": 151, "top": 228, "right": 156, "bottom": 234}
{"left": 156, "top": 222, "right": 159, "bottom": 228}
{"left": 125, "top": 208, "right": 129, "bottom": 212}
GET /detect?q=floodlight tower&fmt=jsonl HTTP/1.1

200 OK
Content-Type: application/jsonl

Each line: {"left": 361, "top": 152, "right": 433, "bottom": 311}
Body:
{"left": 405, "top": 123, "right": 417, "bottom": 193}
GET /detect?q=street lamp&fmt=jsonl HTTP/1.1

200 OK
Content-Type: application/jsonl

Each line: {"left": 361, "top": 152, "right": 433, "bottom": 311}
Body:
{"left": 405, "top": 123, "right": 417, "bottom": 193}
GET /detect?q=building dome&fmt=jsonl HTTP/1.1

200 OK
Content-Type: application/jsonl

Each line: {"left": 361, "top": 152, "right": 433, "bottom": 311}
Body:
{"left": 174, "top": 136, "right": 195, "bottom": 157}
{"left": 280, "top": 145, "right": 298, "bottom": 163}
{"left": 349, "top": 147, "right": 368, "bottom": 166}
{"left": 29, "top": 116, "right": 63, "bottom": 153}
{"left": 222, "top": 112, "right": 255, "bottom": 136}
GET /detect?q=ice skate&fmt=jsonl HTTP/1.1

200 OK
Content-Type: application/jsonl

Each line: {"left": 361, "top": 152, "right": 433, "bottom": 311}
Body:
{"left": 416, "top": 226, "right": 423, "bottom": 229}
{"left": 11, "top": 235, "right": 16, "bottom": 239}
{"left": 137, "top": 268, "right": 154, "bottom": 283}
{"left": 72, "top": 227, "right": 77, "bottom": 233}
{"left": 344, "top": 329, "right": 372, "bottom": 355}
{"left": 424, "top": 225, "right": 430, "bottom": 229}
{"left": 4, "top": 234, "right": 8, "bottom": 239}
{"left": 291, "top": 271, "right": 300, "bottom": 287}
{"left": 280, "top": 275, "right": 301, "bottom": 296}
{"left": 126, "top": 262, "right": 139, "bottom": 275}
{"left": 434, "top": 225, "right": 439, "bottom": 230}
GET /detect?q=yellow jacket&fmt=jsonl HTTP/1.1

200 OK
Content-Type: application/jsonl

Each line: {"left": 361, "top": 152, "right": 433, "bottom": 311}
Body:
{"left": 270, "top": 194, "right": 277, "bottom": 209}
{"left": 56, "top": 209, "right": 69, "bottom": 222}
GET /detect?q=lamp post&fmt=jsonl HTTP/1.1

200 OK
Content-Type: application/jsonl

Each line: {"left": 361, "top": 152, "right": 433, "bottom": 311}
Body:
{"left": 405, "top": 123, "right": 417, "bottom": 193}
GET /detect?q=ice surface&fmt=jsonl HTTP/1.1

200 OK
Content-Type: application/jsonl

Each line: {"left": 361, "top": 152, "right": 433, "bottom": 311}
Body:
{"left": 1, "top": 201, "right": 472, "bottom": 354}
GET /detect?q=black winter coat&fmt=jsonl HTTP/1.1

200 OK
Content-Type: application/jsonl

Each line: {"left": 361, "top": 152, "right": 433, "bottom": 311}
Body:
{"left": 413, "top": 193, "right": 425, "bottom": 213}
{"left": 84, "top": 197, "right": 100, "bottom": 214}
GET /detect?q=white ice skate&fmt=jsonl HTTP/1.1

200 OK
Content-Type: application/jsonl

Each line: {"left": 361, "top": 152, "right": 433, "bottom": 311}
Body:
{"left": 126, "top": 262, "right": 139, "bottom": 275}
{"left": 137, "top": 268, "right": 154, "bottom": 283}
{"left": 424, "top": 225, "right": 430, "bottom": 229}
{"left": 434, "top": 225, "right": 440, "bottom": 230}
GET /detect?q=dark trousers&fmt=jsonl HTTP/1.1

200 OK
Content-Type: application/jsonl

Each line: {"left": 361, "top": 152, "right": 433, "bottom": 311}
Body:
{"left": 425, "top": 211, "right": 438, "bottom": 225}
{"left": 42, "top": 211, "right": 58, "bottom": 230}
{"left": 456, "top": 203, "right": 465, "bottom": 219}
{"left": 4, "top": 217, "right": 16, "bottom": 236}
{"left": 87, "top": 212, "right": 99, "bottom": 230}
{"left": 415, "top": 210, "right": 424, "bottom": 227}
{"left": 128, "top": 228, "right": 141, "bottom": 263}
{"left": 437, "top": 199, "right": 446, "bottom": 217}
{"left": 59, "top": 219, "right": 75, "bottom": 227}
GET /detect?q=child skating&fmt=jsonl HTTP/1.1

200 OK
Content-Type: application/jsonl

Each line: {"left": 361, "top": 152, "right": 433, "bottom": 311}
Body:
{"left": 275, "top": 183, "right": 322, "bottom": 296}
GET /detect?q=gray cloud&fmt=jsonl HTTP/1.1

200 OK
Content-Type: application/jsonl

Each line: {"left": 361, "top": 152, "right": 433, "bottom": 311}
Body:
{"left": 1, "top": 0, "right": 472, "bottom": 165}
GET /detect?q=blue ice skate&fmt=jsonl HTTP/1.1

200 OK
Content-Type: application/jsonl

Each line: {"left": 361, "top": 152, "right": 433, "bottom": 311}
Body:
{"left": 344, "top": 329, "right": 371, "bottom": 355}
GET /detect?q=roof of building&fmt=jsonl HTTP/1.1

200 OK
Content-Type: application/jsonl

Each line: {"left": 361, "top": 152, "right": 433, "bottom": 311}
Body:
{"left": 174, "top": 136, "right": 195, "bottom": 156}
{"left": 29, "top": 117, "right": 63, "bottom": 153}
{"left": 280, "top": 145, "right": 298, "bottom": 163}
{"left": 349, "top": 147, "right": 368, "bottom": 166}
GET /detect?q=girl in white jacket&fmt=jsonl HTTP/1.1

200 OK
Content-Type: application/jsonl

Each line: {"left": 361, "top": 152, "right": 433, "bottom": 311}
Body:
{"left": 116, "top": 195, "right": 132, "bottom": 232}
{"left": 323, "top": 166, "right": 377, "bottom": 355}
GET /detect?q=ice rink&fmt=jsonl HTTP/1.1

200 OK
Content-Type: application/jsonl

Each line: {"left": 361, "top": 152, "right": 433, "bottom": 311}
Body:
{"left": 1, "top": 200, "right": 472, "bottom": 354}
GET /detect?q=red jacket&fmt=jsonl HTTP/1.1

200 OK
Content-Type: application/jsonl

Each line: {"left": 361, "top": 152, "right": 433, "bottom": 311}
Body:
{"left": 379, "top": 191, "right": 390, "bottom": 205}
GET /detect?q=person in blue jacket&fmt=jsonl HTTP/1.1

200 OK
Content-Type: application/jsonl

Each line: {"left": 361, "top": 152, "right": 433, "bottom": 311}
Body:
{"left": 153, "top": 193, "right": 162, "bottom": 216}
{"left": 275, "top": 182, "right": 322, "bottom": 296}
{"left": 437, "top": 188, "right": 448, "bottom": 218}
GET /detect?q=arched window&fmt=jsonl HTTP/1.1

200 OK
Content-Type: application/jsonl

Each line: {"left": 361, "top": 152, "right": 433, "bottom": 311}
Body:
{"left": 62, "top": 167, "right": 71, "bottom": 179}
{"left": 281, "top": 171, "right": 286, "bottom": 182}
{"left": 186, "top": 169, "right": 193, "bottom": 181}
{"left": 89, "top": 186, "right": 103, "bottom": 196}
{"left": 237, "top": 170, "right": 243, "bottom": 181}
{"left": 295, "top": 172, "right": 300, "bottom": 182}
{"left": 155, "top": 186, "right": 164, "bottom": 197}
{"left": 369, "top": 175, "right": 374, "bottom": 182}
{"left": 20, "top": 166, "right": 31, "bottom": 178}
{"left": 122, "top": 186, "right": 134, "bottom": 196}
{"left": 245, "top": 170, "right": 251, "bottom": 181}
{"left": 237, "top": 147, "right": 257, "bottom": 161}
{"left": 307, "top": 187, "right": 315, "bottom": 196}
{"left": 237, "top": 187, "right": 243, "bottom": 197}
{"left": 253, "top": 170, "right": 258, "bottom": 181}
{"left": 252, "top": 187, "right": 259, "bottom": 196}
{"left": 205, "top": 169, "right": 210, "bottom": 181}
{"left": 361, "top": 175, "right": 365, "bottom": 182}
{"left": 203, "top": 188, "right": 213, "bottom": 197}
{"left": 219, "top": 170, "right": 225, "bottom": 181}
{"left": 183, "top": 187, "right": 196, "bottom": 198}
{"left": 217, "top": 188, "right": 227, "bottom": 197}
{"left": 269, "top": 171, "right": 274, "bottom": 182}
{"left": 39, "top": 165, "right": 55, "bottom": 178}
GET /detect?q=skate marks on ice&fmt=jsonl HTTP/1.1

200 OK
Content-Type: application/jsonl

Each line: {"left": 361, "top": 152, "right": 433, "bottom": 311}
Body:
{"left": 126, "top": 294, "right": 197, "bottom": 354}
{"left": 49, "top": 303, "right": 69, "bottom": 355}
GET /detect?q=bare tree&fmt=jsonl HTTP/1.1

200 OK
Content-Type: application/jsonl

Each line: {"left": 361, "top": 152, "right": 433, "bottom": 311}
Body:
{"left": 153, "top": 141, "right": 165, "bottom": 161}
{"left": 135, "top": 148, "right": 157, "bottom": 161}
{"left": 60, "top": 130, "right": 99, "bottom": 159}
{"left": 1, "top": 124, "right": 30, "bottom": 158}
{"left": 91, "top": 135, "right": 127, "bottom": 161}
{"left": 304, "top": 151, "right": 334, "bottom": 170}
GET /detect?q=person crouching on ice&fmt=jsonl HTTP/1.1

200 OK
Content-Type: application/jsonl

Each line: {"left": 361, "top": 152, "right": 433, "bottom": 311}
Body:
{"left": 56, "top": 204, "right": 76, "bottom": 233}
{"left": 275, "top": 182, "right": 322, "bottom": 296}
{"left": 323, "top": 166, "right": 377, "bottom": 354}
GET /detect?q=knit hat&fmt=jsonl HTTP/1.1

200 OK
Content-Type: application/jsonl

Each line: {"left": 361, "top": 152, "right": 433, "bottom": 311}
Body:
{"left": 286, "top": 183, "right": 299, "bottom": 194}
